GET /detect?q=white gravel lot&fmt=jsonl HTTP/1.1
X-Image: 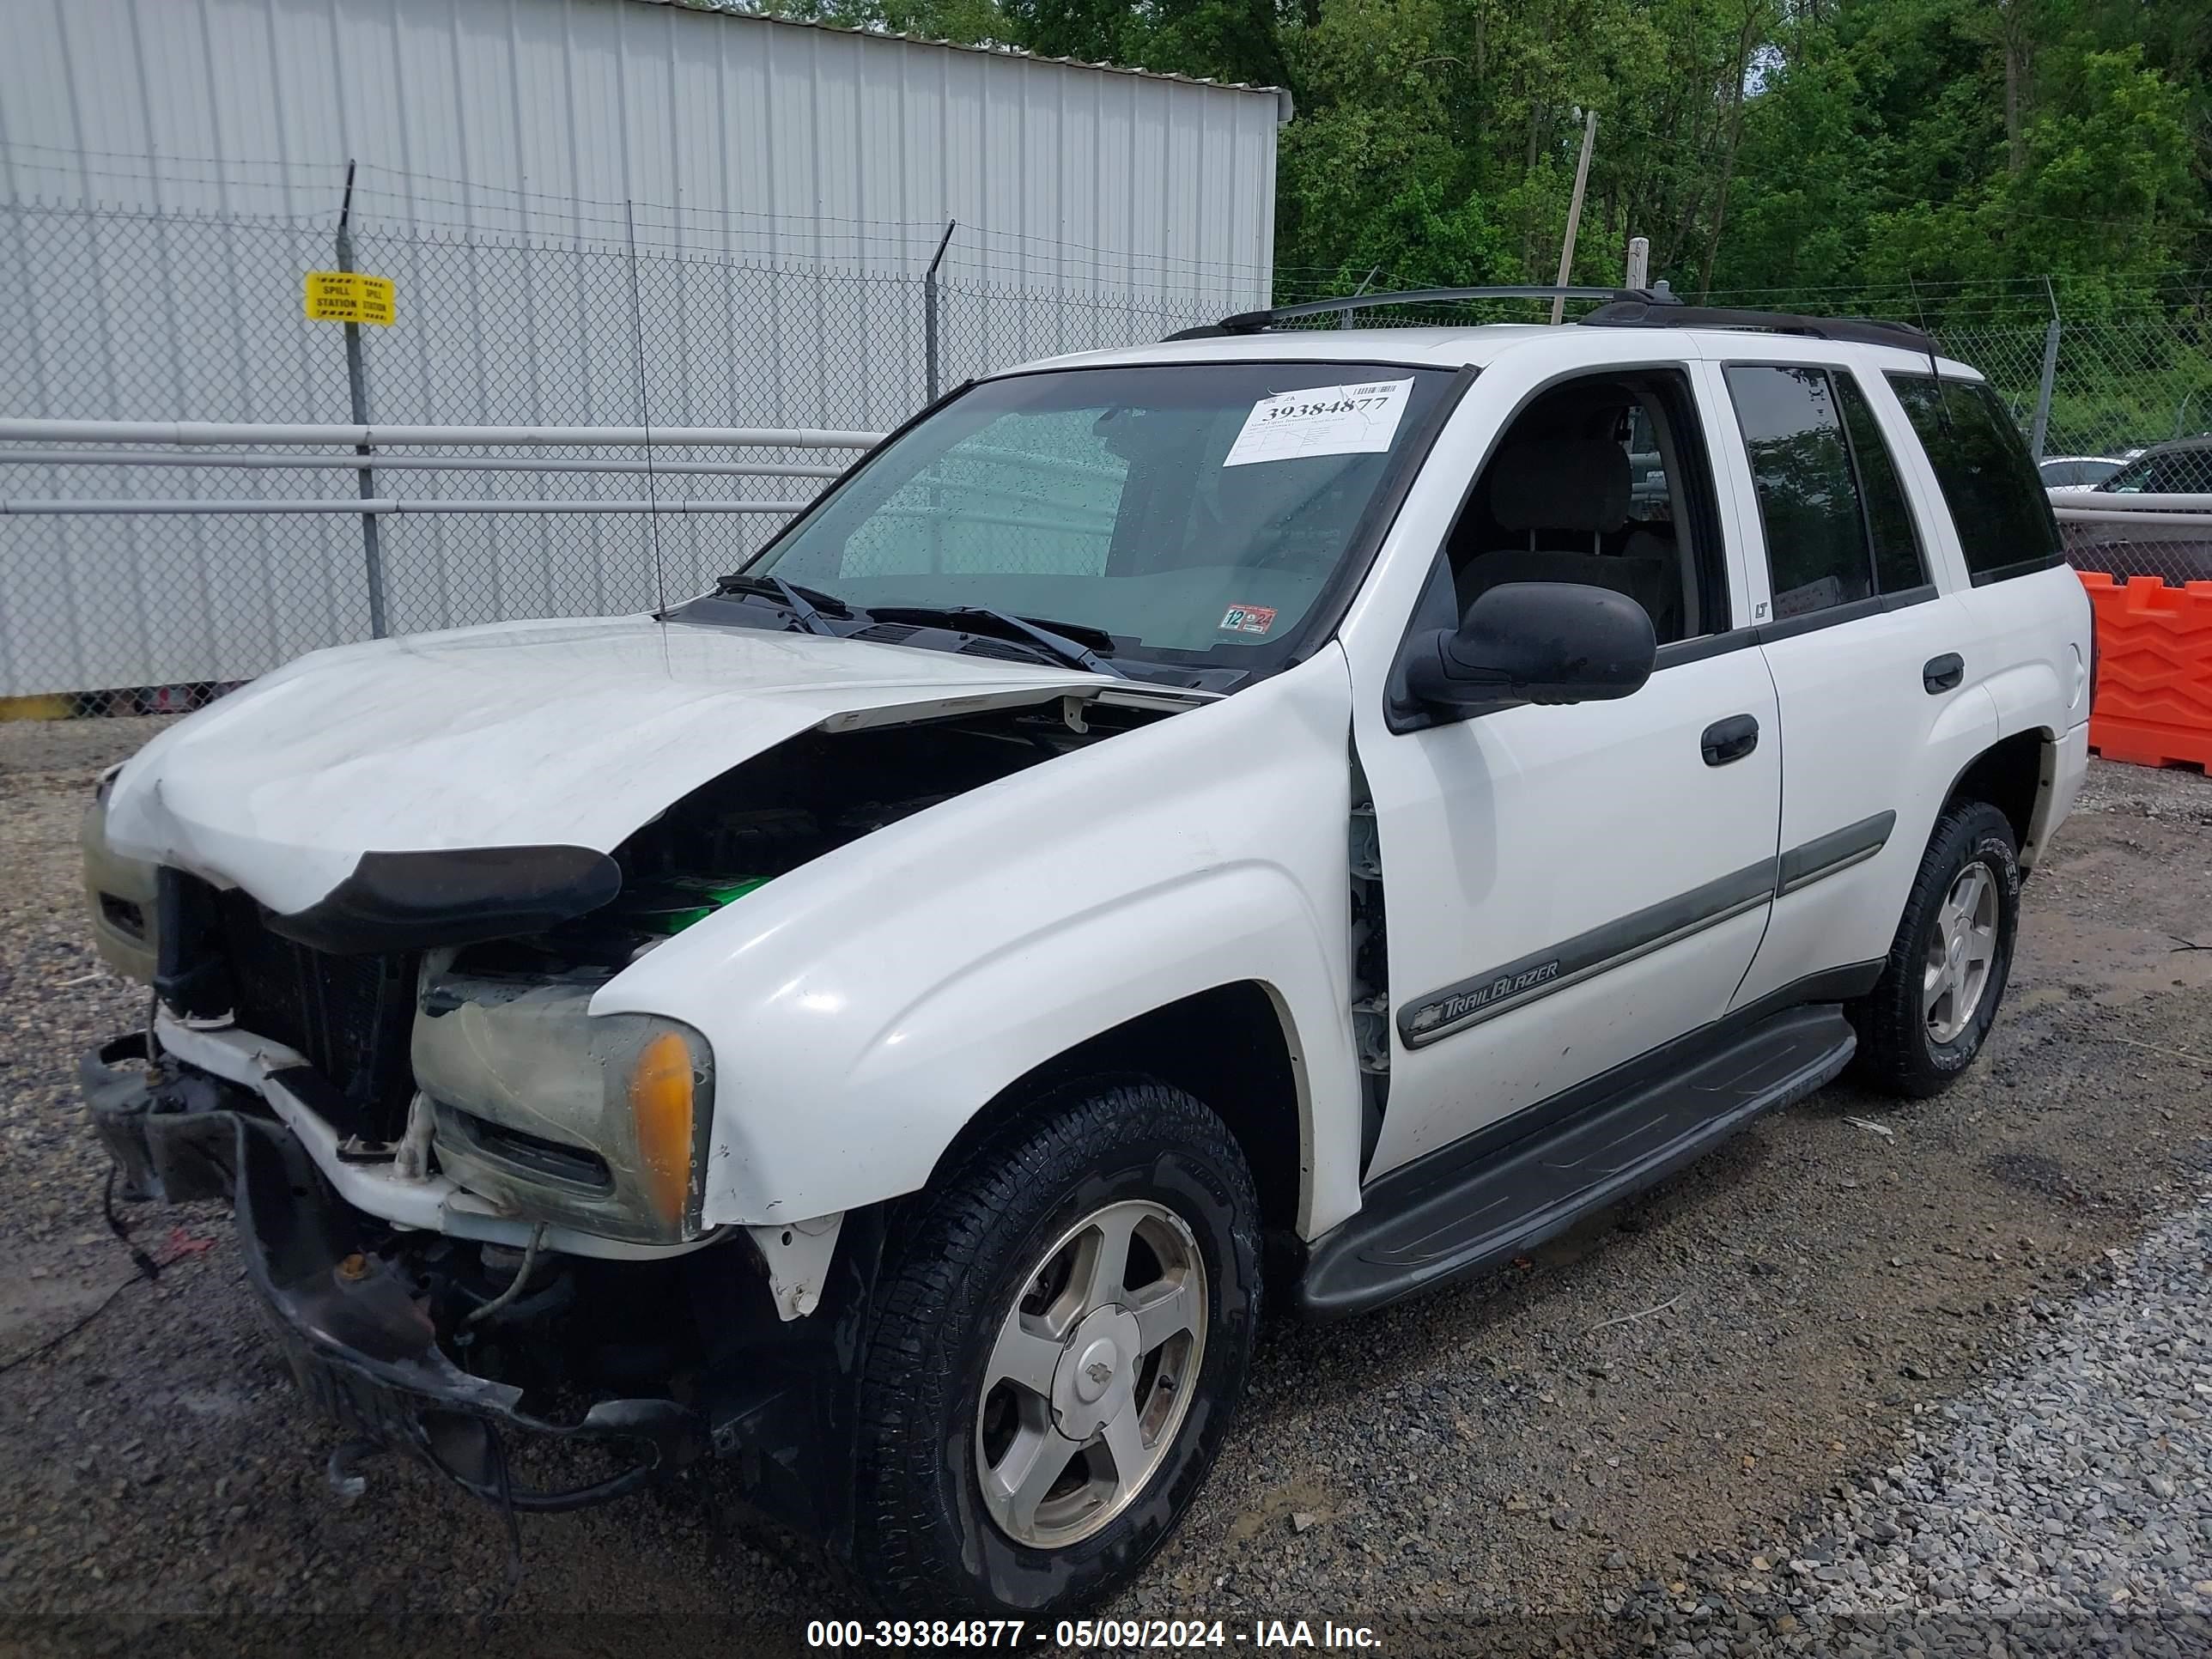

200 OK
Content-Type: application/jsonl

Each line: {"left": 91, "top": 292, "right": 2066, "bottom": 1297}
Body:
{"left": 1807, "top": 1194, "right": 2212, "bottom": 1623}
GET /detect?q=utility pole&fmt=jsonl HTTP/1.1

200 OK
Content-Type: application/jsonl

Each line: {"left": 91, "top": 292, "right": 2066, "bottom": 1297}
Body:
{"left": 1552, "top": 111, "right": 1599, "bottom": 323}
{"left": 1626, "top": 235, "right": 1650, "bottom": 291}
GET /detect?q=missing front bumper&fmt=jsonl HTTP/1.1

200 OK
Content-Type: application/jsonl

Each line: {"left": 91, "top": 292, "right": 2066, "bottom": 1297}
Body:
{"left": 216, "top": 1108, "right": 706, "bottom": 1508}
{"left": 81, "top": 1037, "right": 706, "bottom": 1511}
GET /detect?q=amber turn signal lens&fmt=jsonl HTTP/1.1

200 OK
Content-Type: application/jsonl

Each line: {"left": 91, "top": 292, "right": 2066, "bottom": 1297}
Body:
{"left": 629, "top": 1030, "right": 696, "bottom": 1228}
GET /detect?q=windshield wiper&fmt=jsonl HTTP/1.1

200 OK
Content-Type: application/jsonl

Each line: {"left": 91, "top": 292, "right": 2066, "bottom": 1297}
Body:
{"left": 712, "top": 572, "right": 852, "bottom": 633}
{"left": 868, "top": 605, "right": 1130, "bottom": 678}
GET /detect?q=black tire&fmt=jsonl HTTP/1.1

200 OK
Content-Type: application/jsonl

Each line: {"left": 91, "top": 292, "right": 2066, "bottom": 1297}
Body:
{"left": 1849, "top": 799, "right": 2022, "bottom": 1097}
{"left": 851, "top": 1078, "right": 1261, "bottom": 1616}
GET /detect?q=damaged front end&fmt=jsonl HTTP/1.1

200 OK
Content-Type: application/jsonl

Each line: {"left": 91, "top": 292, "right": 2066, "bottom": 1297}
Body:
{"left": 75, "top": 688, "right": 1176, "bottom": 1536}
{"left": 82, "top": 1038, "right": 708, "bottom": 1509}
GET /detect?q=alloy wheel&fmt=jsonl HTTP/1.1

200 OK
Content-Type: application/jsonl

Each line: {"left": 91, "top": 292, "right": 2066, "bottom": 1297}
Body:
{"left": 973, "top": 1199, "right": 1207, "bottom": 1549}
{"left": 1923, "top": 860, "right": 1999, "bottom": 1044}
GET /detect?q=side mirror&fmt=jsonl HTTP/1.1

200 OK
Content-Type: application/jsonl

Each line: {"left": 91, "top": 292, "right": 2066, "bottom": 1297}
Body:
{"left": 1401, "top": 581, "right": 1656, "bottom": 714}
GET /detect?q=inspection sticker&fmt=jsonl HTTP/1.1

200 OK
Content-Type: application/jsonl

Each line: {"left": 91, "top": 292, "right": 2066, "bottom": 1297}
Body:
{"left": 1218, "top": 603, "right": 1278, "bottom": 635}
{"left": 1222, "top": 377, "right": 1413, "bottom": 467}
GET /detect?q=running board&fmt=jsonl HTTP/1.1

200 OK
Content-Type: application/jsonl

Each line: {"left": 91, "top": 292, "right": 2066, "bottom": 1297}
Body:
{"left": 1293, "top": 1003, "right": 1856, "bottom": 1321}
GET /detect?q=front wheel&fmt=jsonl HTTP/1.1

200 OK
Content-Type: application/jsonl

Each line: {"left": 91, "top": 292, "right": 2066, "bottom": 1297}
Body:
{"left": 851, "top": 1079, "right": 1261, "bottom": 1615}
{"left": 1850, "top": 799, "right": 2022, "bottom": 1097}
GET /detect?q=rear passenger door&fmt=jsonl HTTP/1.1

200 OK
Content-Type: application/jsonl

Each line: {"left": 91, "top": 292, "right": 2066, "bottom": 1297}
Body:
{"left": 1704, "top": 354, "right": 2001, "bottom": 1009}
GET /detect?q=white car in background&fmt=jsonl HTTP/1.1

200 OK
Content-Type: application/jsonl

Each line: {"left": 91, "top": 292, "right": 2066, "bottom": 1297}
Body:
{"left": 79, "top": 287, "right": 2092, "bottom": 1616}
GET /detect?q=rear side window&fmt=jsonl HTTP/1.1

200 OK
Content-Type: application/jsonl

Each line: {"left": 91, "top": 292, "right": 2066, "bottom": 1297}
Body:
{"left": 1887, "top": 375, "right": 2063, "bottom": 582}
{"left": 1728, "top": 365, "right": 1899, "bottom": 620}
{"left": 1837, "top": 374, "right": 1928, "bottom": 593}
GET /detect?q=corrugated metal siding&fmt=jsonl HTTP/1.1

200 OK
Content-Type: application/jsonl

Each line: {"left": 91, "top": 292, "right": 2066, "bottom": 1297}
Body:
{"left": 0, "top": 0, "right": 1279, "bottom": 698}
{"left": 0, "top": 0, "right": 1279, "bottom": 289}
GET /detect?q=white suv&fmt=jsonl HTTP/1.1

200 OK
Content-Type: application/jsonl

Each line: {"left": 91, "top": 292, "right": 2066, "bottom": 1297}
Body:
{"left": 79, "top": 290, "right": 2093, "bottom": 1615}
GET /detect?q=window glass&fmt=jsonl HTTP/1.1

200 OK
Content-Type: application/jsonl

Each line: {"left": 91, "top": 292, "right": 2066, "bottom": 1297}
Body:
{"left": 725, "top": 362, "right": 1457, "bottom": 662}
{"left": 1438, "top": 370, "right": 1723, "bottom": 647}
{"left": 1836, "top": 374, "right": 1928, "bottom": 593}
{"left": 1887, "top": 375, "right": 2063, "bottom": 580}
{"left": 1724, "top": 366, "right": 1873, "bottom": 618}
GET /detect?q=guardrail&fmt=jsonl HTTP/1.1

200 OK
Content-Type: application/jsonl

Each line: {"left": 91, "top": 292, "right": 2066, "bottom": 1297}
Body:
{"left": 0, "top": 419, "right": 888, "bottom": 707}
{"left": 2052, "top": 490, "right": 2212, "bottom": 588}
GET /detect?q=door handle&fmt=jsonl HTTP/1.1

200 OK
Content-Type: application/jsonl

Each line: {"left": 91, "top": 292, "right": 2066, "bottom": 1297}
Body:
{"left": 1923, "top": 653, "right": 1965, "bottom": 694}
{"left": 1701, "top": 713, "right": 1759, "bottom": 767}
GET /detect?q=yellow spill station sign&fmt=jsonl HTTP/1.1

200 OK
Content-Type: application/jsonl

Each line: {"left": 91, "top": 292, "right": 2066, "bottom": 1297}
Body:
{"left": 304, "top": 270, "right": 396, "bottom": 326}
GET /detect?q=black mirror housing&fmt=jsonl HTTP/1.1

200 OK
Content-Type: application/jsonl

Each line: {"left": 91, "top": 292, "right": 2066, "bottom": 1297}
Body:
{"left": 1401, "top": 580, "right": 1656, "bottom": 714}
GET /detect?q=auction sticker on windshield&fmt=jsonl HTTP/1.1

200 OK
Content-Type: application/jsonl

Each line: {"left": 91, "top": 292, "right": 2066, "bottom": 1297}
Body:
{"left": 1223, "top": 379, "right": 1413, "bottom": 467}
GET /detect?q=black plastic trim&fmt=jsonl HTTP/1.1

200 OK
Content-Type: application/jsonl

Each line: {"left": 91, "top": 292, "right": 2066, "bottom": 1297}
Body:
{"left": 1376, "top": 958, "right": 1886, "bottom": 1191}
{"left": 1752, "top": 581, "right": 1938, "bottom": 641}
{"left": 269, "top": 846, "right": 623, "bottom": 956}
{"left": 1295, "top": 999, "right": 1860, "bottom": 1319}
{"left": 1399, "top": 857, "right": 1778, "bottom": 1047}
{"left": 1654, "top": 628, "right": 1759, "bottom": 667}
{"left": 1777, "top": 810, "right": 1897, "bottom": 895}
{"left": 1583, "top": 301, "right": 1936, "bottom": 353}
{"left": 1757, "top": 592, "right": 1887, "bottom": 641}
{"left": 1175, "top": 285, "right": 1670, "bottom": 337}
{"left": 1401, "top": 813, "right": 1900, "bottom": 1050}
{"left": 1970, "top": 550, "right": 2069, "bottom": 586}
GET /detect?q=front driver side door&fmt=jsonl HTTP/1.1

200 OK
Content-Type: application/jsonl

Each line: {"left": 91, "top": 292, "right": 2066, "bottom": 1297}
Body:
{"left": 1346, "top": 351, "right": 1784, "bottom": 1180}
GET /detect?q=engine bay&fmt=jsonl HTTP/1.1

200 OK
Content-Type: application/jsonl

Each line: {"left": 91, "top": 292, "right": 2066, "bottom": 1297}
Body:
{"left": 454, "top": 700, "right": 1162, "bottom": 975}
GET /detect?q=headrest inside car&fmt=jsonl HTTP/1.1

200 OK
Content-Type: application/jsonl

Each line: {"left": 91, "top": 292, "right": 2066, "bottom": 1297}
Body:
{"left": 1488, "top": 439, "right": 1631, "bottom": 536}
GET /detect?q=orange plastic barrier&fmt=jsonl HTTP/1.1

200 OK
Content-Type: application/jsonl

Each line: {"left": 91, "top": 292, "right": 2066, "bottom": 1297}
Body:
{"left": 2079, "top": 572, "right": 2212, "bottom": 771}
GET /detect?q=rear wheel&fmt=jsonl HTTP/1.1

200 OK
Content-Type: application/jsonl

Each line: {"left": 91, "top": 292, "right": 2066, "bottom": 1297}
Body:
{"left": 1850, "top": 800, "right": 2021, "bottom": 1097}
{"left": 852, "top": 1079, "right": 1261, "bottom": 1615}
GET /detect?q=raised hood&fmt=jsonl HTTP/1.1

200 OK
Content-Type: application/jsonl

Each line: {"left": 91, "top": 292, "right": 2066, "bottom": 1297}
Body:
{"left": 105, "top": 613, "right": 1195, "bottom": 922}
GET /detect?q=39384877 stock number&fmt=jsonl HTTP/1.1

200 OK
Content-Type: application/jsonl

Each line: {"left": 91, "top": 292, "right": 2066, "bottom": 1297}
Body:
{"left": 805, "top": 1618, "right": 1231, "bottom": 1649}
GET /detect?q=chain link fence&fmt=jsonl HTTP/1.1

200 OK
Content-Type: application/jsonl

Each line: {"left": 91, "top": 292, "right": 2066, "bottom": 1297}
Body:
{"left": 5, "top": 195, "right": 2208, "bottom": 711}
{"left": 0, "top": 196, "right": 1246, "bottom": 710}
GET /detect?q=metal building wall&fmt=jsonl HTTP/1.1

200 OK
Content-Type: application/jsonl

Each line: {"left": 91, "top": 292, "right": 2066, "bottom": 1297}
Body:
{"left": 0, "top": 0, "right": 1283, "bottom": 698}
{"left": 0, "top": 0, "right": 1282, "bottom": 296}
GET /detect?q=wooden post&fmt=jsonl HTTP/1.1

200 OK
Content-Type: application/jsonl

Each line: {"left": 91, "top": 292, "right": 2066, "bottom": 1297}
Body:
{"left": 1551, "top": 111, "right": 1599, "bottom": 324}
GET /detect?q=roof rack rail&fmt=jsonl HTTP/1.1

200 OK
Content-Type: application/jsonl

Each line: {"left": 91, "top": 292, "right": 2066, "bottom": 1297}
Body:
{"left": 1161, "top": 286, "right": 1942, "bottom": 356}
{"left": 1576, "top": 298, "right": 1936, "bottom": 352}
{"left": 1164, "top": 285, "right": 1679, "bottom": 339}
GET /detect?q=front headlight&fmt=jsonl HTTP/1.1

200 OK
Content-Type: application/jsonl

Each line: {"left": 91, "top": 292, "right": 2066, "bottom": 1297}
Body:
{"left": 414, "top": 973, "right": 716, "bottom": 1244}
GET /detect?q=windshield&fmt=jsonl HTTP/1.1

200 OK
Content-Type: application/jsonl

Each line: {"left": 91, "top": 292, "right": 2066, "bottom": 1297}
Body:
{"left": 708, "top": 362, "right": 1456, "bottom": 675}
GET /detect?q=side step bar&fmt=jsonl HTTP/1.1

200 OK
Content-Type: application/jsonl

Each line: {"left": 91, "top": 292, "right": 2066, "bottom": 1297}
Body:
{"left": 1293, "top": 1003, "right": 1856, "bottom": 1321}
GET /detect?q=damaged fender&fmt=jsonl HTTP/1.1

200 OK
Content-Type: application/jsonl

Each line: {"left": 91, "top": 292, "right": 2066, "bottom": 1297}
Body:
{"left": 594, "top": 647, "right": 1369, "bottom": 1240}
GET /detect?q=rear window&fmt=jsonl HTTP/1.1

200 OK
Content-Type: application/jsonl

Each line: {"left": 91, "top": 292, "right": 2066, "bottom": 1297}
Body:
{"left": 1887, "top": 375, "right": 2063, "bottom": 583}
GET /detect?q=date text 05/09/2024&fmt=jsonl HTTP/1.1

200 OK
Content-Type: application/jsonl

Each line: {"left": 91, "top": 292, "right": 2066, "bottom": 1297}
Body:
{"left": 805, "top": 1619, "right": 1384, "bottom": 1650}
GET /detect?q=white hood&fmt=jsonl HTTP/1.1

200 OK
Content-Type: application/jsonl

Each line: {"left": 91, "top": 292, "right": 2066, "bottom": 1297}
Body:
{"left": 105, "top": 613, "right": 1190, "bottom": 915}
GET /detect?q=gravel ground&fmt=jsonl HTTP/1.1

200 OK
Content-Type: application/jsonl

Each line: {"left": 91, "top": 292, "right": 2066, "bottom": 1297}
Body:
{"left": 3, "top": 717, "right": 2211, "bottom": 1657}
